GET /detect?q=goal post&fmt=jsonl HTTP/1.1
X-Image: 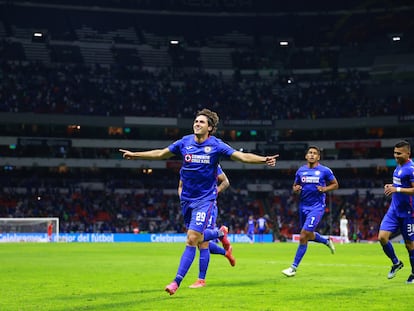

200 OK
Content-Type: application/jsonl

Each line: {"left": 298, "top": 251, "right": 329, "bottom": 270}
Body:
{"left": 0, "top": 218, "right": 59, "bottom": 242}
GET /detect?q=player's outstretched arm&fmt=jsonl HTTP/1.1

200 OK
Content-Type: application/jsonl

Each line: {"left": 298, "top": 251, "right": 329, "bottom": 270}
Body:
{"left": 231, "top": 151, "right": 279, "bottom": 166}
{"left": 119, "top": 148, "right": 174, "bottom": 160}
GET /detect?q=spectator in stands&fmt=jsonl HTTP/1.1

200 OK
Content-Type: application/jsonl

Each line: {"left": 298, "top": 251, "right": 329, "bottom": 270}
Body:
{"left": 1, "top": 59, "right": 413, "bottom": 121}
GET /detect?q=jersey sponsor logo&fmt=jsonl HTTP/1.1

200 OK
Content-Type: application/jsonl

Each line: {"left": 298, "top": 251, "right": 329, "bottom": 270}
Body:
{"left": 301, "top": 176, "right": 320, "bottom": 183}
{"left": 184, "top": 154, "right": 211, "bottom": 164}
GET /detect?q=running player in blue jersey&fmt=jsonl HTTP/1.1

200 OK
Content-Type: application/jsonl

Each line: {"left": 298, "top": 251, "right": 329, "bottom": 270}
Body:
{"left": 282, "top": 145, "right": 338, "bottom": 277}
{"left": 246, "top": 215, "right": 256, "bottom": 243}
{"left": 181, "top": 165, "right": 236, "bottom": 289}
{"left": 378, "top": 140, "right": 414, "bottom": 284}
{"left": 120, "top": 108, "right": 278, "bottom": 295}
{"left": 256, "top": 215, "right": 268, "bottom": 243}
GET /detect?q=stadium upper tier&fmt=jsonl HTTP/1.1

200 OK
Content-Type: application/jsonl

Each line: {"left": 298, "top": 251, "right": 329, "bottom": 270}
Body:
{"left": 0, "top": 2, "right": 413, "bottom": 120}
{"left": 0, "top": 61, "right": 413, "bottom": 120}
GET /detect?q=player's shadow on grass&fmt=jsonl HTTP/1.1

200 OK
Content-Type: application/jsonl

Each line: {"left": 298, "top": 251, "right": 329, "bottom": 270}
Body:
{"left": 52, "top": 289, "right": 181, "bottom": 311}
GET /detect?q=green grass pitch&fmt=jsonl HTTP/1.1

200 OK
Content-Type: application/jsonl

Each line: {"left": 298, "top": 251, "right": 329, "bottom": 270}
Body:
{"left": 0, "top": 242, "right": 411, "bottom": 311}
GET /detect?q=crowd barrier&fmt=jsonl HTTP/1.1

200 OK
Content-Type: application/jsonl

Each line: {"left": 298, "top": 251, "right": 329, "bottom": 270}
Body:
{"left": 0, "top": 233, "right": 275, "bottom": 243}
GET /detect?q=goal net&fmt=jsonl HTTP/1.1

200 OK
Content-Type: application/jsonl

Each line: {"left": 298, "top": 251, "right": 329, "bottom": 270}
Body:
{"left": 0, "top": 218, "right": 59, "bottom": 242}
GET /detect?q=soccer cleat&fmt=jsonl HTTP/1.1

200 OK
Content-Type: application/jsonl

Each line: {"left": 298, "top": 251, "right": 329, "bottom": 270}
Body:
{"left": 282, "top": 266, "right": 296, "bottom": 277}
{"left": 327, "top": 237, "right": 335, "bottom": 254}
{"left": 225, "top": 246, "right": 236, "bottom": 266}
{"left": 189, "top": 279, "right": 206, "bottom": 288}
{"left": 165, "top": 281, "right": 179, "bottom": 295}
{"left": 388, "top": 261, "right": 404, "bottom": 279}
{"left": 406, "top": 274, "right": 414, "bottom": 284}
{"left": 219, "top": 225, "right": 231, "bottom": 251}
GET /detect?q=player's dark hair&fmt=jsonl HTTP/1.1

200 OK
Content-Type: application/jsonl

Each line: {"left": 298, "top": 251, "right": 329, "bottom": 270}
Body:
{"left": 306, "top": 145, "right": 321, "bottom": 155}
{"left": 395, "top": 140, "right": 411, "bottom": 150}
{"left": 196, "top": 108, "right": 219, "bottom": 134}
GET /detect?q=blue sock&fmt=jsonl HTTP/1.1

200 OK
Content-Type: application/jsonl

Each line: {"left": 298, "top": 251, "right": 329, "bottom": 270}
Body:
{"left": 198, "top": 248, "right": 210, "bottom": 279}
{"left": 203, "top": 229, "right": 220, "bottom": 241}
{"left": 409, "top": 249, "right": 414, "bottom": 273}
{"left": 292, "top": 244, "right": 307, "bottom": 268}
{"left": 174, "top": 245, "right": 196, "bottom": 285}
{"left": 209, "top": 241, "right": 225, "bottom": 255}
{"left": 248, "top": 234, "right": 254, "bottom": 242}
{"left": 382, "top": 241, "right": 399, "bottom": 264}
{"left": 314, "top": 232, "right": 328, "bottom": 244}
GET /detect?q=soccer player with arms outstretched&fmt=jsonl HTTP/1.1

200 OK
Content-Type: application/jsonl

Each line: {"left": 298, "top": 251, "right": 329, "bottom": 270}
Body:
{"left": 181, "top": 165, "right": 235, "bottom": 289}
{"left": 120, "top": 108, "right": 278, "bottom": 295}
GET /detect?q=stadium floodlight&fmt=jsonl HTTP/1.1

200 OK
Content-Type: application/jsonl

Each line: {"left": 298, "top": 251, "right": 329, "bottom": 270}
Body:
{"left": 0, "top": 218, "right": 59, "bottom": 242}
{"left": 169, "top": 40, "right": 179, "bottom": 45}
{"left": 32, "top": 31, "right": 46, "bottom": 43}
{"left": 388, "top": 33, "right": 402, "bottom": 43}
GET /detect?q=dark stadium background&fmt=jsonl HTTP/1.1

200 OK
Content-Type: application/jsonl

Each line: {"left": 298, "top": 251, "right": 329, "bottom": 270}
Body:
{"left": 0, "top": 0, "right": 413, "bottom": 241}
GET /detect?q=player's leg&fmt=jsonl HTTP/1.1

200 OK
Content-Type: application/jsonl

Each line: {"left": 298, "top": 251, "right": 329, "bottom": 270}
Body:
{"left": 258, "top": 230, "right": 264, "bottom": 243}
{"left": 378, "top": 212, "right": 403, "bottom": 279}
{"left": 209, "top": 241, "right": 236, "bottom": 266}
{"left": 282, "top": 209, "right": 309, "bottom": 277}
{"left": 401, "top": 217, "right": 414, "bottom": 283}
{"left": 166, "top": 229, "right": 201, "bottom": 295}
{"left": 166, "top": 201, "right": 211, "bottom": 295}
{"left": 344, "top": 228, "right": 350, "bottom": 243}
{"left": 202, "top": 220, "right": 229, "bottom": 246}
{"left": 208, "top": 207, "right": 233, "bottom": 265}
{"left": 248, "top": 231, "right": 254, "bottom": 243}
{"left": 191, "top": 207, "right": 216, "bottom": 289}
{"left": 303, "top": 209, "right": 335, "bottom": 253}
{"left": 189, "top": 241, "right": 210, "bottom": 288}
{"left": 201, "top": 205, "right": 229, "bottom": 248}
{"left": 405, "top": 239, "right": 414, "bottom": 284}
{"left": 292, "top": 229, "right": 313, "bottom": 267}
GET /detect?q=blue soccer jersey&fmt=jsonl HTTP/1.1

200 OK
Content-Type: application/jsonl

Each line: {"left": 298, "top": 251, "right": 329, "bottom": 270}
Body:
{"left": 389, "top": 160, "right": 414, "bottom": 218}
{"left": 206, "top": 164, "right": 224, "bottom": 230}
{"left": 216, "top": 164, "right": 224, "bottom": 194}
{"left": 257, "top": 217, "right": 267, "bottom": 233}
{"left": 380, "top": 160, "right": 414, "bottom": 239}
{"left": 247, "top": 219, "right": 255, "bottom": 234}
{"left": 294, "top": 163, "right": 336, "bottom": 211}
{"left": 168, "top": 134, "right": 235, "bottom": 202}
